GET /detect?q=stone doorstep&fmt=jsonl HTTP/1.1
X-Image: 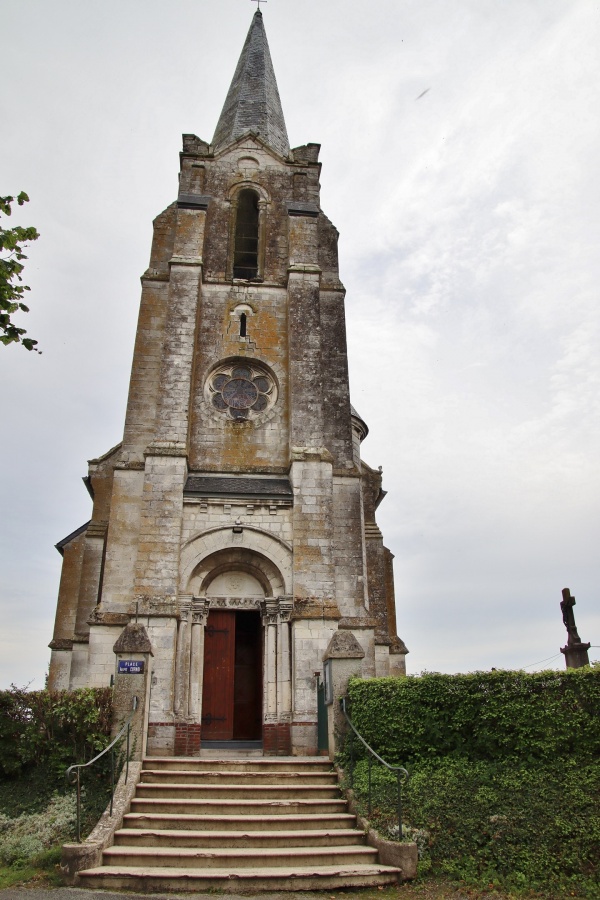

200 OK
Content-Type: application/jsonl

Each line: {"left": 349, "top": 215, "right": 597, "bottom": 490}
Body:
{"left": 129, "top": 799, "right": 348, "bottom": 815}
{"left": 146, "top": 755, "right": 331, "bottom": 768}
{"left": 140, "top": 768, "right": 337, "bottom": 783}
{"left": 199, "top": 748, "right": 264, "bottom": 757}
{"left": 77, "top": 863, "right": 401, "bottom": 892}
{"left": 113, "top": 827, "right": 365, "bottom": 847}
{"left": 135, "top": 784, "right": 340, "bottom": 798}
{"left": 102, "top": 844, "right": 379, "bottom": 868}
{"left": 122, "top": 812, "right": 357, "bottom": 831}
{"left": 69, "top": 756, "right": 409, "bottom": 891}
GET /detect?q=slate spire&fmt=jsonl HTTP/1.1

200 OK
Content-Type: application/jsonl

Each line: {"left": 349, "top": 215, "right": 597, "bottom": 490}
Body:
{"left": 212, "top": 11, "right": 290, "bottom": 157}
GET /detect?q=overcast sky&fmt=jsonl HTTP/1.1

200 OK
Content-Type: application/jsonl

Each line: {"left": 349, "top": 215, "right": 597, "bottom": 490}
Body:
{"left": 1, "top": 0, "right": 599, "bottom": 689}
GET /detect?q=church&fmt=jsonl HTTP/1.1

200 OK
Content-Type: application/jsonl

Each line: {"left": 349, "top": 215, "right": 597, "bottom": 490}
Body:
{"left": 47, "top": 9, "right": 408, "bottom": 757}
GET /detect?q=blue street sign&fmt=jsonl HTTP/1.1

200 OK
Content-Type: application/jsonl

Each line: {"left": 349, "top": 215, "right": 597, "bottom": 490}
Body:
{"left": 118, "top": 660, "right": 145, "bottom": 675}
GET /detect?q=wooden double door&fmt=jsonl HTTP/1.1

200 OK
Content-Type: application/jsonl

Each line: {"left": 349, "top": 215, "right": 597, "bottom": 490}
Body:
{"left": 201, "top": 610, "right": 263, "bottom": 741}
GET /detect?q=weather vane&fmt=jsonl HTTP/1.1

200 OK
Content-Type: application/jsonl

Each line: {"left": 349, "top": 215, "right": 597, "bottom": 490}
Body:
{"left": 252, "top": 0, "right": 267, "bottom": 10}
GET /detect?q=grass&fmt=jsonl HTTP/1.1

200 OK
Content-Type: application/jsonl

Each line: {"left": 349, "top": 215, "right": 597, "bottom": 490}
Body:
{"left": 0, "top": 764, "right": 113, "bottom": 890}
{"left": 342, "top": 885, "right": 555, "bottom": 899}
{"left": 0, "top": 847, "right": 63, "bottom": 889}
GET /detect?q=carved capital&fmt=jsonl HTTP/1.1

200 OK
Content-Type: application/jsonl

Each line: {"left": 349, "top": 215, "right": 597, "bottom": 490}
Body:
{"left": 178, "top": 596, "right": 192, "bottom": 620}
{"left": 263, "top": 598, "right": 279, "bottom": 626}
{"left": 191, "top": 597, "right": 209, "bottom": 625}
{"left": 278, "top": 598, "right": 294, "bottom": 623}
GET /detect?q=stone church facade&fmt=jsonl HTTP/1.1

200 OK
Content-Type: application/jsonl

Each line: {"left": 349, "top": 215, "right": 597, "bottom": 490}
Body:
{"left": 47, "top": 11, "right": 408, "bottom": 756}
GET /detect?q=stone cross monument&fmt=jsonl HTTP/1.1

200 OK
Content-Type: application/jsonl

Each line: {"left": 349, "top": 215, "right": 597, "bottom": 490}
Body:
{"left": 560, "top": 587, "right": 590, "bottom": 669}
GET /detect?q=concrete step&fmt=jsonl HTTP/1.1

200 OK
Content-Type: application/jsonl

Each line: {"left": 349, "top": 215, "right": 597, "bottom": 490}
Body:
{"left": 78, "top": 863, "right": 401, "bottom": 892}
{"left": 130, "top": 797, "right": 348, "bottom": 816}
{"left": 114, "top": 827, "right": 365, "bottom": 848}
{"left": 122, "top": 812, "right": 357, "bottom": 832}
{"left": 76, "top": 755, "right": 398, "bottom": 893}
{"left": 143, "top": 756, "right": 332, "bottom": 772}
{"left": 135, "top": 783, "right": 339, "bottom": 800}
{"left": 102, "top": 844, "right": 379, "bottom": 869}
{"left": 140, "top": 768, "right": 337, "bottom": 785}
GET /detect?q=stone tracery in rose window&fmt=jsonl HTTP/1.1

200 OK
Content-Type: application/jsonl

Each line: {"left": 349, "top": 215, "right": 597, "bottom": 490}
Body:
{"left": 207, "top": 362, "right": 276, "bottom": 421}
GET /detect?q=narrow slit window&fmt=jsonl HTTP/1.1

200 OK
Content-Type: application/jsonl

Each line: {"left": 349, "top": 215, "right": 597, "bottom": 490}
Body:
{"left": 240, "top": 313, "right": 247, "bottom": 337}
{"left": 233, "top": 190, "right": 259, "bottom": 280}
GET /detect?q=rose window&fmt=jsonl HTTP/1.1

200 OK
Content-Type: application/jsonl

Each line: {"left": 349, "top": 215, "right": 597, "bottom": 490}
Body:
{"left": 208, "top": 363, "right": 276, "bottom": 420}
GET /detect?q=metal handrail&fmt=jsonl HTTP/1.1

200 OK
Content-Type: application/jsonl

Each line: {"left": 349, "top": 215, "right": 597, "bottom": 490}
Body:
{"left": 340, "top": 696, "right": 409, "bottom": 839}
{"left": 66, "top": 695, "right": 138, "bottom": 842}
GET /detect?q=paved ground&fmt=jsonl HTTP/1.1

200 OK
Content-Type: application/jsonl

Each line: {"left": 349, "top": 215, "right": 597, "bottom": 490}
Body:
{"left": 0, "top": 886, "right": 535, "bottom": 900}
{"left": 0, "top": 890, "right": 391, "bottom": 900}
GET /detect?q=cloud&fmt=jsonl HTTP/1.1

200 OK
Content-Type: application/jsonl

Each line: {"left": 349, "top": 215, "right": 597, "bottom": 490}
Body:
{"left": 1, "top": 0, "right": 599, "bottom": 689}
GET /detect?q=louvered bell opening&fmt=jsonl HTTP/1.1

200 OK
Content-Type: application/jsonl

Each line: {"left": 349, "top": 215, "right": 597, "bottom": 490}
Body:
{"left": 233, "top": 189, "right": 259, "bottom": 279}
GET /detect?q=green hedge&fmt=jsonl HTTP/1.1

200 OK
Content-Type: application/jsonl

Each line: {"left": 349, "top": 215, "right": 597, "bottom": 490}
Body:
{"left": 347, "top": 670, "right": 600, "bottom": 765}
{"left": 0, "top": 686, "right": 113, "bottom": 780}
{"left": 347, "top": 756, "right": 600, "bottom": 897}
{"left": 344, "top": 671, "right": 600, "bottom": 897}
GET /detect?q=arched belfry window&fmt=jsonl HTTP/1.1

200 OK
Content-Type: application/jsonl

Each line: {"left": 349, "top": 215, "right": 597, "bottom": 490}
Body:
{"left": 233, "top": 189, "right": 260, "bottom": 280}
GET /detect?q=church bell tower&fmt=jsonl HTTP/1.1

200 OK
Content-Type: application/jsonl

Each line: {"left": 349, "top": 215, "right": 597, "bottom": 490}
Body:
{"left": 48, "top": 11, "right": 408, "bottom": 756}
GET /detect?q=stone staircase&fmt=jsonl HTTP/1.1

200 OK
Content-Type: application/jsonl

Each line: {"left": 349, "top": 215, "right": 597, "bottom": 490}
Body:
{"left": 77, "top": 756, "right": 401, "bottom": 891}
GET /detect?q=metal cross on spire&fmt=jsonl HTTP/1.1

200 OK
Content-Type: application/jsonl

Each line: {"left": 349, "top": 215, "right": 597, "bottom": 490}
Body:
{"left": 251, "top": 0, "right": 267, "bottom": 11}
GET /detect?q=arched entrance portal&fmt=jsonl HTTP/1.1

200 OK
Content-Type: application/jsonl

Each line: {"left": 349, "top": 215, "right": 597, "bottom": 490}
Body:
{"left": 175, "top": 537, "right": 294, "bottom": 754}
{"left": 201, "top": 572, "right": 263, "bottom": 741}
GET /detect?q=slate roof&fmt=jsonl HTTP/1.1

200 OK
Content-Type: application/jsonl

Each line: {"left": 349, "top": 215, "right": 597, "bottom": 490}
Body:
{"left": 350, "top": 404, "right": 369, "bottom": 438}
{"left": 212, "top": 11, "right": 290, "bottom": 157}
{"left": 184, "top": 476, "right": 293, "bottom": 500}
{"left": 55, "top": 521, "right": 90, "bottom": 555}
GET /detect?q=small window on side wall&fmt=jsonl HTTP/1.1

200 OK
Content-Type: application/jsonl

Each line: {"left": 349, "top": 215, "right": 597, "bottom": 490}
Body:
{"left": 233, "top": 189, "right": 259, "bottom": 280}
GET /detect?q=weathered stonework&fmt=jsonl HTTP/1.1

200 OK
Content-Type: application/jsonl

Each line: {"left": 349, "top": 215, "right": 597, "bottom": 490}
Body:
{"left": 47, "top": 10, "right": 408, "bottom": 752}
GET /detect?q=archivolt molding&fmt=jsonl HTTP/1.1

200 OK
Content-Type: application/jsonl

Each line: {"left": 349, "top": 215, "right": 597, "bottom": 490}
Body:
{"left": 227, "top": 180, "right": 271, "bottom": 206}
{"left": 179, "top": 525, "right": 292, "bottom": 595}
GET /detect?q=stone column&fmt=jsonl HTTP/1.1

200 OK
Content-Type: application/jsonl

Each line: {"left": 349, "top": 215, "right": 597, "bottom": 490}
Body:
{"left": 112, "top": 623, "right": 154, "bottom": 760}
{"left": 188, "top": 598, "right": 209, "bottom": 721}
{"left": 277, "top": 599, "right": 293, "bottom": 754}
{"left": 174, "top": 598, "right": 192, "bottom": 717}
{"left": 322, "top": 630, "right": 365, "bottom": 760}
{"left": 263, "top": 600, "right": 279, "bottom": 754}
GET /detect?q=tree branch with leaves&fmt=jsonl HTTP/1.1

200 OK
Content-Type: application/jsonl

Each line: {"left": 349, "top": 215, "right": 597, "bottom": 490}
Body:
{"left": 0, "top": 192, "right": 40, "bottom": 352}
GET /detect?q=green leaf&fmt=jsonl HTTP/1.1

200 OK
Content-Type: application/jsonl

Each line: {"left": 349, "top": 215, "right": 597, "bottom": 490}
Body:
{"left": 0, "top": 190, "right": 40, "bottom": 353}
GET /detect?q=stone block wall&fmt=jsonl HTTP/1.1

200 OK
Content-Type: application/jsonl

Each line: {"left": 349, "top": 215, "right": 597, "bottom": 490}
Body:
{"left": 100, "top": 469, "right": 144, "bottom": 614}
{"left": 120, "top": 279, "right": 169, "bottom": 462}
{"left": 332, "top": 475, "right": 369, "bottom": 617}
{"left": 146, "top": 617, "right": 178, "bottom": 724}
{"left": 291, "top": 618, "right": 337, "bottom": 752}
{"left": 134, "top": 456, "right": 187, "bottom": 598}
{"left": 189, "top": 283, "right": 289, "bottom": 472}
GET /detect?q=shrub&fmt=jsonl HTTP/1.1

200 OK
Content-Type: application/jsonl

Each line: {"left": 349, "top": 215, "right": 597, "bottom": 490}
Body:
{"left": 0, "top": 686, "right": 112, "bottom": 780}
{"left": 0, "top": 794, "right": 77, "bottom": 866}
{"left": 342, "top": 671, "right": 600, "bottom": 898}
{"left": 0, "top": 686, "right": 114, "bottom": 851}
{"left": 346, "top": 669, "right": 600, "bottom": 765}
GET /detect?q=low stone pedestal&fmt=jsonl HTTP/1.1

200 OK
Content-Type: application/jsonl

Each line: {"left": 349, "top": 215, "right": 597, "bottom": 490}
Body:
{"left": 561, "top": 641, "right": 591, "bottom": 668}
{"left": 112, "top": 622, "right": 153, "bottom": 758}
{"left": 344, "top": 783, "right": 418, "bottom": 880}
{"left": 323, "top": 631, "right": 365, "bottom": 759}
